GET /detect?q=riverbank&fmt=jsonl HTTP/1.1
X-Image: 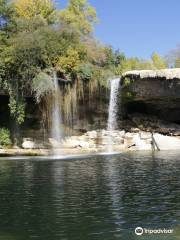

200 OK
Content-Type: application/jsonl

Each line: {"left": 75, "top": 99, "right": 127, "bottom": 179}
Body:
{"left": 1, "top": 129, "right": 180, "bottom": 157}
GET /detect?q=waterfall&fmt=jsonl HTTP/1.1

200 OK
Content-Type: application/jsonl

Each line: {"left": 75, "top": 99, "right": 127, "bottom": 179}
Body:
{"left": 107, "top": 78, "right": 120, "bottom": 151}
{"left": 51, "top": 72, "right": 62, "bottom": 148}
{"left": 107, "top": 78, "right": 120, "bottom": 130}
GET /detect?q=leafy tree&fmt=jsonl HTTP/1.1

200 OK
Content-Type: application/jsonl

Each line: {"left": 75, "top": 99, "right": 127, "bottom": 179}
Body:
{"left": 2, "top": 0, "right": 170, "bottom": 141}
{"left": 0, "top": 0, "right": 13, "bottom": 27}
{"left": 14, "top": 0, "right": 55, "bottom": 22}
{"left": 103, "top": 47, "right": 125, "bottom": 68}
{"left": 57, "top": 48, "right": 81, "bottom": 76}
{"left": 175, "top": 58, "right": 180, "bottom": 68}
{"left": 151, "top": 52, "right": 167, "bottom": 69}
{"left": 167, "top": 45, "right": 180, "bottom": 67}
{"left": 116, "top": 57, "right": 153, "bottom": 74}
{"left": 59, "top": 0, "right": 97, "bottom": 35}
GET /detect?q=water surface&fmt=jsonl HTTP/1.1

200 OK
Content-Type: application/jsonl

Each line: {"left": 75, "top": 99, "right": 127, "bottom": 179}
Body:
{"left": 0, "top": 151, "right": 179, "bottom": 240}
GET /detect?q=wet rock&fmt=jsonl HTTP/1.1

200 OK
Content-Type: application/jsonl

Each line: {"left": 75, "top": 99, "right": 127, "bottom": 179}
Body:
{"left": 22, "top": 138, "right": 36, "bottom": 149}
{"left": 61, "top": 139, "right": 80, "bottom": 148}
{"left": 139, "top": 131, "right": 152, "bottom": 139}
{"left": 85, "top": 131, "right": 97, "bottom": 138}
{"left": 125, "top": 132, "right": 136, "bottom": 139}
{"left": 132, "top": 134, "right": 152, "bottom": 150}
{"left": 62, "top": 136, "right": 92, "bottom": 149}
{"left": 153, "top": 133, "right": 180, "bottom": 150}
{"left": 78, "top": 141, "right": 90, "bottom": 148}
{"left": 49, "top": 138, "right": 61, "bottom": 148}
{"left": 119, "top": 130, "right": 126, "bottom": 137}
{"left": 114, "top": 137, "right": 124, "bottom": 145}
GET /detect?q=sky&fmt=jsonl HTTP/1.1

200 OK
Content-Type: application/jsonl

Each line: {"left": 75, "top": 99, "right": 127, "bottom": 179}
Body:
{"left": 55, "top": 0, "right": 180, "bottom": 59}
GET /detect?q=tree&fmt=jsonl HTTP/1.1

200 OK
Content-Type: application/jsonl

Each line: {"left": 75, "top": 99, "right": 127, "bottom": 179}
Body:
{"left": 57, "top": 47, "right": 81, "bottom": 76}
{"left": 167, "top": 45, "right": 180, "bottom": 67}
{"left": 14, "top": 0, "right": 55, "bottom": 21}
{"left": 151, "top": 52, "right": 167, "bottom": 69}
{"left": 115, "top": 57, "right": 153, "bottom": 75}
{"left": 175, "top": 58, "right": 180, "bottom": 68}
{"left": 59, "top": 0, "right": 97, "bottom": 35}
{"left": 103, "top": 47, "right": 125, "bottom": 68}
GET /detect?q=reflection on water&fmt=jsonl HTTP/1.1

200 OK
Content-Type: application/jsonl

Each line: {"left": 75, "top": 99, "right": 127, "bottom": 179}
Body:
{"left": 0, "top": 151, "right": 179, "bottom": 240}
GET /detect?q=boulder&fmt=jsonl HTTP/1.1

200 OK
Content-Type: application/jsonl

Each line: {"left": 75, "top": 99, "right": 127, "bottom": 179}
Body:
{"left": 22, "top": 138, "right": 36, "bottom": 149}
{"left": 133, "top": 134, "right": 152, "bottom": 150}
{"left": 48, "top": 138, "right": 62, "bottom": 148}
{"left": 119, "top": 130, "right": 126, "bottom": 137}
{"left": 125, "top": 132, "right": 136, "bottom": 139}
{"left": 62, "top": 137, "right": 92, "bottom": 149}
{"left": 85, "top": 131, "right": 97, "bottom": 138}
{"left": 139, "top": 131, "right": 152, "bottom": 139}
{"left": 114, "top": 137, "right": 124, "bottom": 145}
{"left": 61, "top": 139, "right": 80, "bottom": 148}
{"left": 78, "top": 141, "right": 90, "bottom": 148}
{"left": 153, "top": 133, "right": 180, "bottom": 150}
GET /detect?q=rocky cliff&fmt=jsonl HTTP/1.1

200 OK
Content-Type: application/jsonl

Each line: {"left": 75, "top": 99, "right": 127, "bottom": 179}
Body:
{"left": 121, "top": 68, "right": 180, "bottom": 134}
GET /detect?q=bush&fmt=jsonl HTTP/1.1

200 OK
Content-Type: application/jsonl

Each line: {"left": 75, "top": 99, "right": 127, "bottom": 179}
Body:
{"left": 0, "top": 128, "right": 12, "bottom": 147}
{"left": 32, "top": 71, "right": 54, "bottom": 102}
{"left": 77, "top": 63, "right": 94, "bottom": 81}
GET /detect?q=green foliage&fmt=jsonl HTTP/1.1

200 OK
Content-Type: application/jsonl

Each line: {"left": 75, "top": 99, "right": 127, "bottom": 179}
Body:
{"left": 14, "top": 0, "right": 56, "bottom": 22}
{"left": 32, "top": 71, "right": 54, "bottom": 101}
{"left": 77, "top": 63, "right": 94, "bottom": 81}
{"left": 115, "top": 53, "right": 167, "bottom": 75}
{"left": 59, "top": 0, "right": 97, "bottom": 35}
{"left": 151, "top": 52, "right": 167, "bottom": 69}
{"left": 57, "top": 48, "right": 81, "bottom": 74}
{"left": 8, "top": 96, "right": 25, "bottom": 124}
{"left": 0, "top": 128, "right": 11, "bottom": 146}
{"left": 104, "top": 47, "right": 125, "bottom": 68}
{"left": 0, "top": 0, "right": 169, "bottom": 129}
{"left": 123, "top": 77, "right": 131, "bottom": 87}
{"left": 175, "top": 58, "right": 180, "bottom": 68}
{"left": 116, "top": 57, "right": 153, "bottom": 74}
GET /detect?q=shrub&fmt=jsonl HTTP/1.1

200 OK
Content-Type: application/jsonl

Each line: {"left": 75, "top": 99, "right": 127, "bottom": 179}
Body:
{"left": 0, "top": 128, "right": 12, "bottom": 147}
{"left": 77, "top": 63, "right": 94, "bottom": 81}
{"left": 32, "top": 71, "right": 54, "bottom": 102}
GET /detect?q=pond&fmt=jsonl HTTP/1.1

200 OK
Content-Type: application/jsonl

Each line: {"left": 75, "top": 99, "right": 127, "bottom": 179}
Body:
{"left": 0, "top": 151, "right": 179, "bottom": 240}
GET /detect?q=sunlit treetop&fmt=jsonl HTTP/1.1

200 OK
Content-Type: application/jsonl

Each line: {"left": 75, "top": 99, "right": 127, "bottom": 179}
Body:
{"left": 13, "top": 0, "right": 55, "bottom": 20}
{"left": 59, "top": 0, "right": 98, "bottom": 35}
{"left": 151, "top": 52, "right": 167, "bottom": 69}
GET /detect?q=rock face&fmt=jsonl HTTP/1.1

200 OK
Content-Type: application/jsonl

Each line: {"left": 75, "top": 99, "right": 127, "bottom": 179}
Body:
{"left": 126, "top": 113, "right": 180, "bottom": 136}
{"left": 61, "top": 129, "right": 180, "bottom": 152}
{"left": 121, "top": 68, "right": 180, "bottom": 124}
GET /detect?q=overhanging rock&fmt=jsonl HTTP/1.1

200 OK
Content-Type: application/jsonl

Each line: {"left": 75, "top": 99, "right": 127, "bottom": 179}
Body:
{"left": 121, "top": 68, "right": 180, "bottom": 123}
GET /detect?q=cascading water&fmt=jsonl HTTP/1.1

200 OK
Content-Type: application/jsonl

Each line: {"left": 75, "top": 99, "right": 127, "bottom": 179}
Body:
{"left": 107, "top": 78, "right": 120, "bottom": 151}
{"left": 51, "top": 72, "right": 62, "bottom": 152}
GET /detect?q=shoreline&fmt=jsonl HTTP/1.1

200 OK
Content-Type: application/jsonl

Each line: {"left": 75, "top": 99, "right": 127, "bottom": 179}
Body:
{"left": 0, "top": 147, "right": 179, "bottom": 158}
{"left": 1, "top": 129, "right": 180, "bottom": 157}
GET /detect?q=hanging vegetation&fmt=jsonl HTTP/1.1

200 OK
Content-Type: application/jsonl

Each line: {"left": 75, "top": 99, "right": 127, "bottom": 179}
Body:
{"left": 0, "top": 0, "right": 168, "bottom": 132}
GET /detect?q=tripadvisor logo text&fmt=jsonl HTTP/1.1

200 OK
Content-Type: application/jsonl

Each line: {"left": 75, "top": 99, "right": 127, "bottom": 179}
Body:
{"left": 135, "top": 227, "right": 173, "bottom": 236}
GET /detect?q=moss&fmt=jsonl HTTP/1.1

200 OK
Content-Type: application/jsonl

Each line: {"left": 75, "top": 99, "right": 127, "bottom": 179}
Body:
{"left": 121, "top": 76, "right": 136, "bottom": 103}
{"left": 122, "top": 77, "right": 135, "bottom": 87}
{"left": 123, "top": 77, "right": 131, "bottom": 87}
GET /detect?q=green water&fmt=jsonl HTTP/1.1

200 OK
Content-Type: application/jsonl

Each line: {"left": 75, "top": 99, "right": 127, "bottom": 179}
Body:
{"left": 0, "top": 152, "right": 179, "bottom": 240}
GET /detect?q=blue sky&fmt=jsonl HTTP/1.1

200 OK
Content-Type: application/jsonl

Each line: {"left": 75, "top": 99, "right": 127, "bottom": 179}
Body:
{"left": 55, "top": 0, "right": 180, "bottom": 59}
